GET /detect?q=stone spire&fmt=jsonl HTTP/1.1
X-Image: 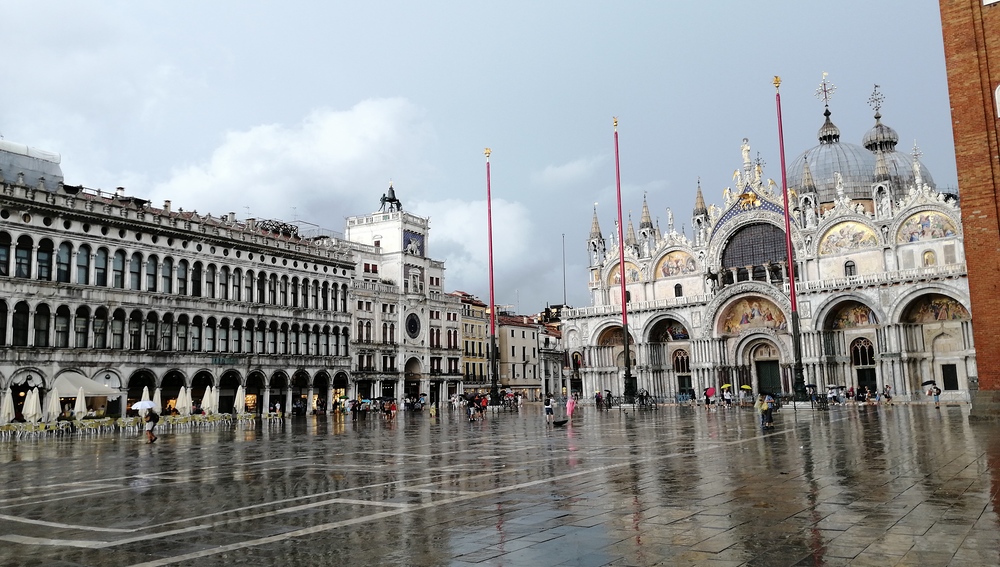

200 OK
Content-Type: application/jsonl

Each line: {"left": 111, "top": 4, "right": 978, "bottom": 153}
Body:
{"left": 801, "top": 159, "right": 816, "bottom": 192}
{"left": 693, "top": 179, "right": 707, "bottom": 216}
{"left": 589, "top": 204, "right": 602, "bottom": 240}
{"left": 625, "top": 213, "right": 638, "bottom": 246}
{"left": 639, "top": 194, "right": 653, "bottom": 230}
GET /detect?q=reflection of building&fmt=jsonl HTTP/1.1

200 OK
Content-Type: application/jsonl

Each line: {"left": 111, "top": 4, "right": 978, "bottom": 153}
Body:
{"left": 344, "top": 191, "right": 462, "bottom": 403}
{"left": 0, "top": 140, "right": 356, "bottom": 417}
{"left": 563, "top": 94, "right": 975, "bottom": 403}
{"left": 939, "top": 1, "right": 1000, "bottom": 417}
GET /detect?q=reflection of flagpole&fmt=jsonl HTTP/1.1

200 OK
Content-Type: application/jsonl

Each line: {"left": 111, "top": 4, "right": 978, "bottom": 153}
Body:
{"left": 485, "top": 148, "right": 500, "bottom": 405}
{"left": 774, "top": 77, "right": 804, "bottom": 398}
{"left": 613, "top": 118, "right": 636, "bottom": 400}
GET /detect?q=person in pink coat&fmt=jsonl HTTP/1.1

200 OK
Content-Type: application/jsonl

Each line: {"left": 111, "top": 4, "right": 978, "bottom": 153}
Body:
{"left": 566, "top": 394, "right": 577, "bottom": 418}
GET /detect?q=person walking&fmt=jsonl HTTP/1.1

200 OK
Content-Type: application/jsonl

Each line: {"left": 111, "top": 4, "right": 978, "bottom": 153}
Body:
{"left": 931, "top": 385, "right": 942, "bottom": 408}
{"left": 144, "top": 409, "right": 159, "bottom": 444}
{"left": 544, "top": 396, "right": 554, "bottom": 423}
{"left": 761, "top": 393, "right": 775, "bottom": 429}
{"left": 566, "top": 394, "right": 577, "bottom": 419}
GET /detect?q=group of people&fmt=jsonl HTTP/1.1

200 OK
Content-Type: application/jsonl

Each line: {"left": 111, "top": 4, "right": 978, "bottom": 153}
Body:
{"left": 833, "top": 385, "right": 894, "bottom": 406}
{"left": 702, "top": 387, "right": 739, "bottom": 410}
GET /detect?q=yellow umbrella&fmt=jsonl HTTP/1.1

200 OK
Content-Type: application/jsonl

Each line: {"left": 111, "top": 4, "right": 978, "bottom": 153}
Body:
{"left": 721, "top": 384, "right": 732, "bottom": 389}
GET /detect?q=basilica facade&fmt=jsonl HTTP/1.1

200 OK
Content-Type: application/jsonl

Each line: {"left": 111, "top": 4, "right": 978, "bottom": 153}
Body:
{"left": 562, "top": 98, "right": 975, "bottom": 404}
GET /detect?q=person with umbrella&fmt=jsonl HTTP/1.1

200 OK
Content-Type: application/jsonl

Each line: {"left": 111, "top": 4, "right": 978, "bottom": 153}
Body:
{"left": 703, "top": 387, "right": 715, "bottom": 410}
{"left": 133, "top": 400, "right": 158, "bottom": 443}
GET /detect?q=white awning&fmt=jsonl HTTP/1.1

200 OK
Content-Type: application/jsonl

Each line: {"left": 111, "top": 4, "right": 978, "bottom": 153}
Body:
{"left": 52, "top": 373, "right": 120, "bottom": 397}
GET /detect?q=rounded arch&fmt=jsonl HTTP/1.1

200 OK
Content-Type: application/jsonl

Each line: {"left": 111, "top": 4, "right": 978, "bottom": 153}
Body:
{"left": 332, "top": 372, "right": 349, "bottom": 389}
{"left": 718, "top": 221, "right": 788, "bottom": 282}
{"left": 653, "top": 248, "right": 698, "bottom": 279}
{"left": 886, "top": 283, "right": 971, "bottom": 323}
{"left": 644, "top": 315, "right": 692, "bottom": 342}
{"left": 268, "top": 371, "right": 288, "bottom": 390}
{"left": 717, "top": 295, "right": 788, "bottom": 336}
{"left": 813, "top": 295, "right": 884, "bottom": 331}
{"left": 126, "top": 369, "right": 157, "bottom": 412}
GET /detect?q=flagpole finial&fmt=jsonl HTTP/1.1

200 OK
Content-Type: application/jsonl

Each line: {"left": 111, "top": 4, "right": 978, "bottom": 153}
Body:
{"left": 773, "top": 76, "right": 781, "bottom": 90}
{"left": 613, "top": 117, "right": 618, "bottom": 131}
{"left": 484, "top": 147, "right": 491, "bottom": 160}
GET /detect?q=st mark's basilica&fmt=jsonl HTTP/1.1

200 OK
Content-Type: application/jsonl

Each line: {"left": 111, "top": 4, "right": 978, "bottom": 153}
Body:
{"left": 562, "top": 89, "right": 975, "bottom": 404}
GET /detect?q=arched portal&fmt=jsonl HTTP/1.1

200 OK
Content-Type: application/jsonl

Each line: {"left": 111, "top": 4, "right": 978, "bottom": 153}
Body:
{"left": 218, "top": 370, "right": 242, "bottom": 414}
{"left": 191, "top": 371, "right": 215, "bottom": 412}
{"left": 161, "top": 370, "right": 186, "bottom": 413}
{"left": 246, "top": 371, "right": 266, "bottom": 414}
{"left": 313, "top": 372, "right": 331, "bottom": 414}
{"left": 127, "top": 370, "right": 156, "bottom": 413}
{"left": 291, "top": 370, "right": 310, "bottom": 415}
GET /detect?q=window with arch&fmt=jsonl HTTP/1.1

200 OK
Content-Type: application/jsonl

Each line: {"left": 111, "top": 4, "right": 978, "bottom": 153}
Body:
{"left": 111, "top": 310, "right": 126, "bottom": 349}
{"left": 34, "top": 304, "right": 51, "bottom": 346}
{"left": 851, "top": 337, "right": 875, "bottom": 366}
{"left": 176, "top": 315, "right": 189, "bottom": 351}
{"left": 0, "top": 232, "right": 10, "bottom": 277}
{"left": 280, "top": 277, "right": 288, "bottom": 306}
{"left": 56, "top": 242, "right": 72, "bottom": 283}
{"left": 233, "top": 269, "right": 243, "bottom": 301}
{"left": 257, "top": 272, "right": 267, "bottom": 303}
{"left": 191, "top": 316, "right": 202, "bottom": 351}
{"left": 674, "top": 283, "right": 683, "bottom": 297}
{"left": 191, "top": 262, "right": 203, "bottom": 296}
{"left": 112, "top": 250, "right": 126, "bottom": 288}
{"left": 844, "top": 260, "right": 857, "bottom": 277}
{"left": 129, "top": 253, "right": 142, "bottom": 290}
{"left": 94, "top": 248, "right": 108, "bottom": 286}
{"left": 145, "top": 255, "right": 158, "bottom": 292}
{"left": 54, "top": 306, "right": 70, "bottom": 347}
{"left": 15, "top": 236, "right": 32, "bottom": 278}
{"left": 291, "top": 278, "right": 299, "bottom": 307}
{"left": 36, "top": 239, "right": 54, "bottom": 281}
{"left": 75, "top": 306, "right": 90, "bottom": 348}
{"left": 672, "top": 349, "right": 690, "bottom": 373}
{"left": 76, "top": 244, "right": 91, "bottom": 285}
{"left": 219, "top": 267, "right": 230, "bottom": 300}
{"left": 12, "top": 302, "right": 29, "bottom": 346}
{"left": 205, "top": 265, "right": 216, "bottom": 299}
{"left": 93, "top": 308, "right": 108, "bottom": 349}
{"left": 161, "top": 257, "right": 173, "bottom": 293}
{"left": 177, "top": 260, "right": 188, "bottom": 295}
{"left": 922, "top": 250, "right": 936, "bottom": 267}
{"left": 244, "top": 270, "right": 254, "bottom": 302}
{"left": 128, "top": 311, "right": 142, "bottom": 350}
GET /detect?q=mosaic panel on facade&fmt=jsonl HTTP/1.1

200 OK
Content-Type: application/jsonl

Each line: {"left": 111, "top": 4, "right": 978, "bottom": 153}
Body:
{"left": 818, "top": 221, "right": 878, "bottom": 256}
{"left": 829, "top": 301, "right": 879, "bottom": 329}
{"left": 905, "top": 294, "right": 970, "bottom": 323}
{"left": 896, "top": 211, "right": 957, "bottom": 243}
{"left": 719, "top": 297, "right": 787, "bottom": 335}
{"left": 608, "top": 262, "right": 641, "bottom": 286}
{"left": 655, "top": 251, "right": 697, "bottom": 278}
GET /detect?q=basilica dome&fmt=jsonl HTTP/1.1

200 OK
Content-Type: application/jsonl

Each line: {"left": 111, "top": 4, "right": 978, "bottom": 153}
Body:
{"left": 785, "top": 108, "right": 934, "bottom": 205}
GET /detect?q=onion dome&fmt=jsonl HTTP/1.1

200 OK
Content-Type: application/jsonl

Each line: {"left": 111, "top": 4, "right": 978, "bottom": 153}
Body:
{"left": 862, "top": 112, "right": 899, "bottom": 153}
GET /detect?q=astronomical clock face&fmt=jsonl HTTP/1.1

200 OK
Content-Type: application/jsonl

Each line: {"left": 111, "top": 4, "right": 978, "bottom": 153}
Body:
{"left": 406, "top": 313, "right": 421, "bottom": 339}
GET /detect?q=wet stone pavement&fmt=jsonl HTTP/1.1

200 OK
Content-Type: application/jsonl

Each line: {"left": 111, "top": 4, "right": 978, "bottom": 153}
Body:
{"left": 1, "top": 402, "right": 999, "bottom": 567}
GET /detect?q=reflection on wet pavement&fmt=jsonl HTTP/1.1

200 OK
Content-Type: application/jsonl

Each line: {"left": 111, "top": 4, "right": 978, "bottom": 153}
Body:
{"left": 0, "top": 403, "right": 997, "bottom": 566}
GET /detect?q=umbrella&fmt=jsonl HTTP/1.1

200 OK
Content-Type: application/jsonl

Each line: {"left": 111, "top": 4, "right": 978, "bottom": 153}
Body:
{"left": 740, "top": 385, "right": 752, "bottom": 390}
{"left": 44, "top": 390, "right": 63, "bottom": 423}
{"left": 131, "top": 400, "right": 156, "bottom": 410}
{"left": 921, "top": 380, "right": 936, "bottom": 386}
{"left": 0, "top": 387, "right": 14, "bottom": 425}
{"left": 141, "top": 386, "right": 151, "bottom": 403}
{"left": 152, "top": 388, "right": 162, "bottom": 413}
{"left": 74, "top": 386, "right": 87, "bottom": 417}
{"left": 234, "top": 385, "right": 246, "bottom": 414}
{"left": 176, "top": 386, "right": 190, "bottom": 416}
{"left": 23, "top": 389, "right": 42, "bottom": 423}
{"left": 201, "top": 386, "right": 213, "bottom": 415}
{"left": 705, "top": 387, "right": 716, "bottom": 397}
{"left": 721, "top": 384, "right": 732, "bottom": 389}
{"left": 553, "top": 419, "right": 569, "bottom": 427}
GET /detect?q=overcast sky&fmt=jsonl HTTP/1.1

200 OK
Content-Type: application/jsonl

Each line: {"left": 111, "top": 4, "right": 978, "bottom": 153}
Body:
{"left": 2, "top": 1, "right": 955, "bottom": 314}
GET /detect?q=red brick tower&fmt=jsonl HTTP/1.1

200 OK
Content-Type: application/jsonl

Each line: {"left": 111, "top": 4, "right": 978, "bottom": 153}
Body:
{"left": 939, "top": 1, "right": 1000, "bottom": 418}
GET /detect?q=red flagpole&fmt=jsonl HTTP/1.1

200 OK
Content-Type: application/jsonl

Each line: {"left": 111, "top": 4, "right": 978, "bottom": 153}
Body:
{"left": 613, "top": 118, "right": 636, "bottom": 399}
{"left": 774, "top": 77, "right": 805, "bottom": 397}
{"left": 485, "top": 148, "right": 499, "bottom": 404}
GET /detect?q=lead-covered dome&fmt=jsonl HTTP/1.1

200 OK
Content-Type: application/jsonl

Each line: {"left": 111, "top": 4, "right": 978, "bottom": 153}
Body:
{"left": 786, "top": 108, "right": 934, "bottom": 204}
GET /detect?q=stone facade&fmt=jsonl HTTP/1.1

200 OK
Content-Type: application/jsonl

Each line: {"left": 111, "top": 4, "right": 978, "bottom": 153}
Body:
{"left": 563, "top": 100, "right": 974, "bottom": 405}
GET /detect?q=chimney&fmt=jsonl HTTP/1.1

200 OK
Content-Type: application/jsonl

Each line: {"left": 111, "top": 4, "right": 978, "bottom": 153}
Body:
{"left": 229, "top": 211, "right": 236, "bottom": 223}
{"left": 163, "top": 200, "right": 171, "bottom": 213}
{"left": 115, "top": 186, "right": 125, "bottom": 196}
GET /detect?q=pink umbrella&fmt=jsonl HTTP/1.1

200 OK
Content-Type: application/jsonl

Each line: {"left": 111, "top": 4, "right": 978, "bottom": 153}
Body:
{"left": 705, "top": 387, "right": 716, "bottom": 397}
